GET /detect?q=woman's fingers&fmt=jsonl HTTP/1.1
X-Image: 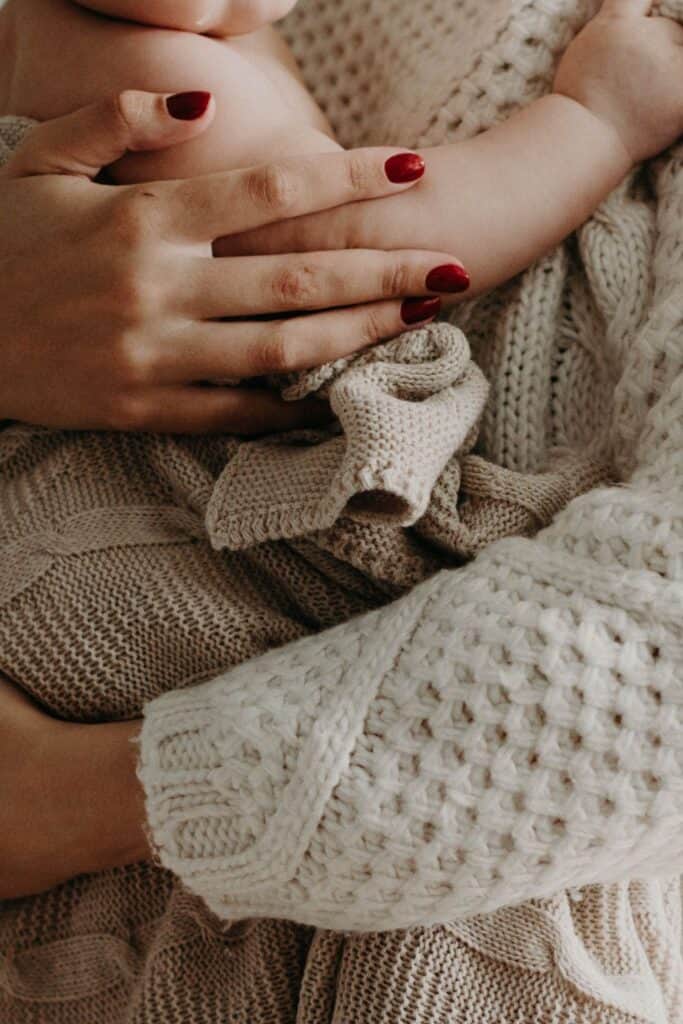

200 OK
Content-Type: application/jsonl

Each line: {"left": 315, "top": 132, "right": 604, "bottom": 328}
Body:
{"left": 163, "top": 148, "right": 426, "bottom": 243}
{"left": 160, "top": 299, "right": 441, "bottom": 383}
{"left": 133, "top": 387, "right": 333, "bottom": 435}
{"left": 214, "top": 200, "right": 358, "bottom": 258}
{"left": 1, "top": 90, "right": 214, "bottom": 180}
{"left": 179, "top": 250, "right": 469, "bottom": 319}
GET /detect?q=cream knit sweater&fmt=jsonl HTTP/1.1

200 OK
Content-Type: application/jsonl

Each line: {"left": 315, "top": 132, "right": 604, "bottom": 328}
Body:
{"left": 1, "top": 1, "right": 683, "bottom": 1022}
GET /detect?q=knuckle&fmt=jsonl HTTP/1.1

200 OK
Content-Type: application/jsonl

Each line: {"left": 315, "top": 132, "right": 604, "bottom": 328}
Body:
{"left": 111, "top": 331, "right": 158, "bottom": 388}
{"left": 108, "top": 189, "right": 160, "bottom": 247}
{"left": 361, "top": 307, "right": 386, "bottom": 347}
{"left": 107, "top": 254, "right": 167, "bottom": 326}
{"left": 345, "top": 153, "right": 374, "bottom": 196}
{"left": 109, "top": 272, "right": 154, "bottom": 324}
{"left": 258, "top": 323, "right": 303, "bottom": 373}
{"left": 271, "top": 264, "right": 320, "bottom": 308}
{"left": 382, "top": 258, "right": 411, "bottom": 297}
{"left": 108, "top": 91, "right": 146, "bottom": 147}
{"left": 102, "top": 392, "right": 151, "bottom": 432}
{"left": 247, "top": 163, "right": 299, "bottom": 215}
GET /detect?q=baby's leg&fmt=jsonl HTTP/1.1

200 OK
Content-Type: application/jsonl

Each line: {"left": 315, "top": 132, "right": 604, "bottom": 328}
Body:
{"left": 6, "top": 0, "right": 339, "bottom": 185}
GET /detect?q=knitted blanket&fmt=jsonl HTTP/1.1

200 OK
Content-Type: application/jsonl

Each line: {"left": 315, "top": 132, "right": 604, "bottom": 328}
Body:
{"left": 2, "top": 2, "right": 683, "bottom": 1023}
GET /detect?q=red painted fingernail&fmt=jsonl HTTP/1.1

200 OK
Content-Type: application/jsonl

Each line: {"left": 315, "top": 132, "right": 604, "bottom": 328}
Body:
{"left": 166, "top": 91, "right": 212, "bottom": 120}
{"left": 426, "top": 263, "right": 471, "bottom": 294}
{"left": 401, "top": 296, "right": 441, "bottom": 325}
{"left": 385, "top": 152, "right": 425, "bottom": 183}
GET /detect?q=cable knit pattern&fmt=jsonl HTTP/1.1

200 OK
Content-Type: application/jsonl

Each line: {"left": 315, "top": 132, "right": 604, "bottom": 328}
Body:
{"left": 2, "top": 1, "right": 683, "bottom": 1022}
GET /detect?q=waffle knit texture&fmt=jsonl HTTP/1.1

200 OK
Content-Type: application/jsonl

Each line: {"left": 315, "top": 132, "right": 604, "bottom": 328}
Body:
{"left": 2, "top": 1, "right": 683, "bottom": 1023}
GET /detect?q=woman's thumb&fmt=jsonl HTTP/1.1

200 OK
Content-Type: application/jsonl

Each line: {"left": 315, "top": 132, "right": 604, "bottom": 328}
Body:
{"left": 2, "top": 90, "right": 214, "bottom": 180}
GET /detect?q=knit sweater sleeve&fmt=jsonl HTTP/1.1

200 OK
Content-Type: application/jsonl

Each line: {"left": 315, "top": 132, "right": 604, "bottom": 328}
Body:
{"left": 139, "top": 369, "right": 683, "bottom": 931}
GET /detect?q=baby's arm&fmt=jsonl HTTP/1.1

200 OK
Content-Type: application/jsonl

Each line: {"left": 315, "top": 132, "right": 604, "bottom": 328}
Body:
{"left": 6, "top": 0, "right": 334, "bottom": 182}
{"left": 72, "top": 0, "right": 297, "bottom": 35}
{"left": 225, "top": 1, "right": 683, "bottom": 300}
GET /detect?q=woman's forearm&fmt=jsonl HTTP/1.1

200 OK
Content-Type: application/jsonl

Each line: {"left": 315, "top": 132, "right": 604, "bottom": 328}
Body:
{"left": 55, "top": 718, "right": 151, "bottom": 878}
{"left": 0, "top": 678, "right": 149, "bottom": 900}
{"left": 17, "top": 430, "right": 681, "bottom": 920}
{"left": 0, "top": 716, "right": 150, "bottom": 900}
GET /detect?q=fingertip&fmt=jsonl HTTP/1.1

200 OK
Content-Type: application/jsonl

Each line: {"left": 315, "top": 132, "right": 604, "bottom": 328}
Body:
{"left": 401, "top": 296, "right": 441, "bottom": 325}
{"left": 111, "top": 89, "right": 215, "bottom": 157}
{"left": 166, "top": 91, "right": 213, "bottom": 121}
{"left": 425, "top": 262, "right": 471, "bottom": 294}
{"left": 385, "top": 152, "right": 426, "bottom": 185}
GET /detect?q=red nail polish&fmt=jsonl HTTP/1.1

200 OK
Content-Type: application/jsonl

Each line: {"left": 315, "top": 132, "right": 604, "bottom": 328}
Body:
{"left": 426, "top": 263, "right": 471, "bottom": 294}
{"left": 385, "top": 153, "right": 425, "bottom": 184}
{"left": 401, "top": 296, "right": 441, "bottom": 325}
{"left": 166, "top": 91, "right": 212, "bottom": 121}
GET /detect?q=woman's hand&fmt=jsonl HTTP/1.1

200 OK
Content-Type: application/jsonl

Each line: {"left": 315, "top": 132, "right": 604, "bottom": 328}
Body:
{"left": 0, "top": 672, "right": 148, "bottom": 900}
{"left": 0, "top": 89, "right": 464, "bottom": 433}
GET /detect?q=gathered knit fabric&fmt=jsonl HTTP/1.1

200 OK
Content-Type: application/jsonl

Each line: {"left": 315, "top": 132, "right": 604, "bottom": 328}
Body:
{"left": 2, "top": 1, "right": 683, "bottom": 1022}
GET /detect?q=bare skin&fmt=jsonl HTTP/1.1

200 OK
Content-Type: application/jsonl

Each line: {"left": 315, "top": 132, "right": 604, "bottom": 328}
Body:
{"left": 0, "top": 94, "right": 447, "bottom": 895}
{"left": 222, "top": 98, "right": 638, "bottom": 300}
{"left": 0, "top": 675, "right": 147, "bottom": 899}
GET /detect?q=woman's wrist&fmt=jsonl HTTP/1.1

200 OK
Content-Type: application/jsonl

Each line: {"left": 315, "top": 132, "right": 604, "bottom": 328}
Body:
{"left": 0, "top": 680, "right": 150, "bottom": 901}
{"left": 52, "top": 718, "right": 152, "bottom": 878}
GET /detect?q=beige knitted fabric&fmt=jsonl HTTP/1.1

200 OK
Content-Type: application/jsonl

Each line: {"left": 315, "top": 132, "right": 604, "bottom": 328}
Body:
{"left": 206, "top": 328, "right": 491, "bottom": 546}
{"left": 2, "top": 0, "right": 683, "bottom": 1022}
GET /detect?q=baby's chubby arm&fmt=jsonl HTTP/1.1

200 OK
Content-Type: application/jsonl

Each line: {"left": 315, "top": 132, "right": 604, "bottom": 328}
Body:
{"left": 5, "top": 0, "right": 329, "bottom": 180}
{"left": 72, "top": 0, "right": 297, "bottom": 35}
{"left": 224, "top": 0, "right": 683, "bottom": 299}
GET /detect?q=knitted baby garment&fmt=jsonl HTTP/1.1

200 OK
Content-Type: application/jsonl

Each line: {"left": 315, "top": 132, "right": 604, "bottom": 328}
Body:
{"left": 2, "top": 3, "right": 683, "bottom": 1024}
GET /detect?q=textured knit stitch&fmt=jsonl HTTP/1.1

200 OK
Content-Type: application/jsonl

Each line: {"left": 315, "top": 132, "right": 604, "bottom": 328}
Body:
{"left": 2, "top": 1, "right": 683, "bottom": 1022}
